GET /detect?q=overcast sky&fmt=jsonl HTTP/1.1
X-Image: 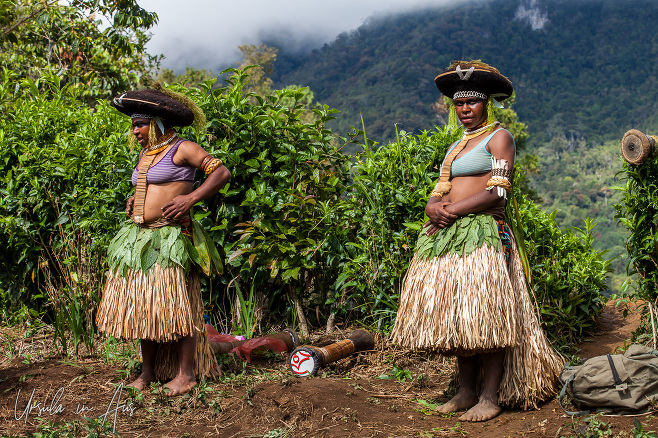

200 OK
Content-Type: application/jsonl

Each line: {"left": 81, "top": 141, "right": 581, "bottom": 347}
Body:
{"left": 139, "top": 0, "right": 461, "bottom": 73}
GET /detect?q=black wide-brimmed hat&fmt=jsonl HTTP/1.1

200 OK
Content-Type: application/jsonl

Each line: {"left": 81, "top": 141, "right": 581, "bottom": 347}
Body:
{"left": 111, "top": 89, "right": 195, "bottom": 127}
{"left": 434, "top": 61, "right": 514, "bottom": 102}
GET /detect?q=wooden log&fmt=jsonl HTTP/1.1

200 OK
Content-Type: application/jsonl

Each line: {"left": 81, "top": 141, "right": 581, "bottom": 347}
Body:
{"left": 621, "top": 129, "right": 658, "bottom": 165}
{"left": 289, "top": 329, "right": 375, "bottom": 377}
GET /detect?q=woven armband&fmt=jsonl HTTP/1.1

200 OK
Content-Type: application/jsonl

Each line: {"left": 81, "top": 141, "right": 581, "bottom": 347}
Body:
{"left": 202, "top": 157, "right": 223, "bottom": 176}
{"left": 486, "top": 157, "right": 512, "bottom": 199}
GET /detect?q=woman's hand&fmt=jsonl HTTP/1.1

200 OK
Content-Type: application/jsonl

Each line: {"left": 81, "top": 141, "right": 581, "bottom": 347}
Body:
{"left": 126, "top": 195, "right": 135, "bottom": 217}
{"left": 425, "top": 201, "right": 458, "bottom": 228}
{"left": 161, "top": 194, "right": 196, "bottom": 220}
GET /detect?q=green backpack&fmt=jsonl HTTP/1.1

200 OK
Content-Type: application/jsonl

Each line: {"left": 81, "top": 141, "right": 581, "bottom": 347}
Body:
{"left": 559, "top": 344, "right": 658, "bottom": 415}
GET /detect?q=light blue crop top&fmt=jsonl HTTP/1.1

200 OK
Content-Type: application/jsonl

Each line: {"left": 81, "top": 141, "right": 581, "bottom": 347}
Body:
{"left": 444, "top": 128, "right": 515, "bottom": 178}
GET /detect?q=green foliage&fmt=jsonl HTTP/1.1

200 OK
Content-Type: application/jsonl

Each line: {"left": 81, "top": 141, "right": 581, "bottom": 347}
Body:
{"left": 378, "top": 365, "right": 413, "bottom": 382}
{"left": 335, "top": 127, "right": 456, "bottom": 331}
{"left": 615, "top": 156, "right": 658, "bottom": 336}
{"left": 185, "top": 70, "right": 353, "bottom": 333}
{"left": 158, "top": 67, "right": 216, "bottom": 89}
{"left": 0, "top": 0, "right": 159, "bottom": 100}
{"left": 516, "top": 199, "right": 610, "bottom": 347}
{"left": 0, "top": 70, "right": 132, "bottom": 332}
{"left": 232, "top": 279, "right": 257, "bottom": 339}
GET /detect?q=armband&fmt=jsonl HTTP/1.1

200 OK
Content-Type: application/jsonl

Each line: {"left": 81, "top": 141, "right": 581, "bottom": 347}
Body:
{"left": 486, "top": 157, "right": 512, "bottom": 199}
{"left": 202, "top": 156, "right": 223, "bottom": 176}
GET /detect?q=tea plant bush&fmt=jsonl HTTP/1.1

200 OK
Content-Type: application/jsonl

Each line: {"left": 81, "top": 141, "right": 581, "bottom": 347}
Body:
{"left": 335, "top": 128, "right": 457, "bottom": 331}
{"left": 516, "top": 199, "right": 610, "bottom": 347}
{"left": 0, "top": 70, "right": 132, "bottom": 353}
{"left": 615, "top": 158, "right": 658, "bottom": 338}
{"left": 182, "top": 71, "right": 354, "bottom": 335}
{"left": 0, "top": 67, "right": 610, "bottom": 351}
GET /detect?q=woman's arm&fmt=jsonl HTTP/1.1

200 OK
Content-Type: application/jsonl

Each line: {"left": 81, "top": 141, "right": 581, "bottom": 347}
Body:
{"left": 161, "top": 140, "right": 232, "bottom": 220}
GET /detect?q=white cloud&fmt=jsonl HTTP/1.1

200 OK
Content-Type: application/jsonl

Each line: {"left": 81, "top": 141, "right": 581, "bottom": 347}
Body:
{"left": 139, "top": 0, "right": 462, "bottom": 73}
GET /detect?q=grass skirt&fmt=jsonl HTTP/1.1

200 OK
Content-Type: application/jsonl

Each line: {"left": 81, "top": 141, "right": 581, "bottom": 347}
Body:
{"left": 96, "top": 223, "right": 219, "bottom": 380}
{"left": 392, "top": 217, "right": 562, "bottom": 409}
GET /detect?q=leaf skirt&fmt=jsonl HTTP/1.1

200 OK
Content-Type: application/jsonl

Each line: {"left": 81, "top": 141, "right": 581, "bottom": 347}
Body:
{"left": 96, "top": 223, "right": 219, "bottom": 380}
{"left": 392, "top": 215, "right": 563, "bottom": 409}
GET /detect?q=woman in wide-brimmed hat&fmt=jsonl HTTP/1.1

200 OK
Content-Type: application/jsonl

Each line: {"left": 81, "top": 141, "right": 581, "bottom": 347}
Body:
{"left": 392, "top": 60, "right": 562, "bottom": 421}
{"left": 96, "top": 86, "right": 231, "bottom": 395}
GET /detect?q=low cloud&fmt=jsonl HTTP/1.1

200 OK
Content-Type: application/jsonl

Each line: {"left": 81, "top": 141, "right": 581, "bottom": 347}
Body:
{"left": 140, "top": 0, "right": 462, "bottom": 73}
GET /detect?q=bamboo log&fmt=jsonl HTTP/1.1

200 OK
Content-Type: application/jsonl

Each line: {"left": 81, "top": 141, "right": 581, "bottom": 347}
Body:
{"left": 289, "top": 329, "right": 375, "bottom": 377}
{"left": 621, "top": 129, "right": 658, "bottom": 165}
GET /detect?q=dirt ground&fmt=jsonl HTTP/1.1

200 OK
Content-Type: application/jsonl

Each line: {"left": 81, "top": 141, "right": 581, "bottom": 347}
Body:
{"left": 0, "top": 300, "right": 655, "bottom": 438}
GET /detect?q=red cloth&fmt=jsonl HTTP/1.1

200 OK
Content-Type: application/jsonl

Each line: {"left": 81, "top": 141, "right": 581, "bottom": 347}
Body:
{"left": 229, "top": 337, "right": 288, "bottom": 363}
{"left": 205, "top": 324, "right": 241, "bottom": 343}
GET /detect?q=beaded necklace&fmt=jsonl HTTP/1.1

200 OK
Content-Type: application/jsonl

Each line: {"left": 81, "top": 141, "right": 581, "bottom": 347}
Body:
{"left": 144, "top": 130, "right": 177, "bottom": 155}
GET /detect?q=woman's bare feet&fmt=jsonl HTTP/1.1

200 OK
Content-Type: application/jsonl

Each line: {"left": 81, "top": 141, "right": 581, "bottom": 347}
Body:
{"left": 128, "top": 372, "right": 155, "bottom": 391}
{"left": 458, "top": 396, "right": 502, "bottom": 422}
{"left": 437, "top": 389, "right": 479, "bottom": 414}
{"left": 165, "top": 374, "right": 196, "bottom": 396}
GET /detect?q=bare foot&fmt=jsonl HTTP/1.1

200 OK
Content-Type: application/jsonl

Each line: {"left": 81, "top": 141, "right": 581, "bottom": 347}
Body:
{"left": 164, "top": 375, "right": 196, "bottom": 396}
{"left": 458, "top": 398, "right": 502, "bottom": 422}
{"left": 128, "top": 372, "right": 155, "bottom": 391}
{"left": 437, "top": 390, "right": 478, "bottom": 414}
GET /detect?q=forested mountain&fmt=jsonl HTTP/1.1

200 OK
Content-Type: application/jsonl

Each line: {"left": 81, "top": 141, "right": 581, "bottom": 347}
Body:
{"left": 269, "top": 0, "right": 658, "bottom": 291}
{"left": 271, "top": 0, "right": 658, "bottom": 143}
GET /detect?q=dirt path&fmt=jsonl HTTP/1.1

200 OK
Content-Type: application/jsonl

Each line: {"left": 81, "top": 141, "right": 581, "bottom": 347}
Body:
{"left": 0, "top": 300, "right": 654, "bottom": 438}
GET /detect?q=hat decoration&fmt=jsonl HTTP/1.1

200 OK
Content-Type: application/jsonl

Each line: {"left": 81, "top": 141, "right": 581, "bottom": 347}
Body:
{"left": 434, "top": 60, "right": 514, "bottom": 102}
{"left": 111, "top": 84, "right": 207, "bottom": 132}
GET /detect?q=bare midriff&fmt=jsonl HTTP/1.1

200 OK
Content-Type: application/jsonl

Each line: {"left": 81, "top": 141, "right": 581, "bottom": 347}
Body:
{"left": 142, "top": 181, "right": 193, "bottom": 222}
{"left": 442, "top": 173, "right": 506, "bottom": 220}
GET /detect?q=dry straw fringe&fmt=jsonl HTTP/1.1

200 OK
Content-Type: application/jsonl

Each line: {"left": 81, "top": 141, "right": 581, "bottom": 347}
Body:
{"left": 155, "top": 272, "right": 219, "bottom": 380}
{"left": 392, "top": 233, "right": 563, "bottom": 409}
{"left": 97, "top": 264, "right": 219, "bottom": 380}
{"left": 497, "top": 234, "right": 562, "bottom": 409}
{"left": 392, "top": 244, "right": 518, "bottom": 354}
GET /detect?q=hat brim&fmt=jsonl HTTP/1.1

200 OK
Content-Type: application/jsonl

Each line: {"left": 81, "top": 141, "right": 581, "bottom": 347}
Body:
{"left": 111, "top": 90, "right": 195, "bottom": 127}
{"left": 435, "top": 68, "right": 514, "bottom": 102}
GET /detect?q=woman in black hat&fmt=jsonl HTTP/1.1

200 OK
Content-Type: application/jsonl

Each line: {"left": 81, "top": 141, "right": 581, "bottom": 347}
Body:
{"left": 96, "top": 87, "right": 230, "bottom": 395}
{"left": 392, "top": 61, "right": 561, "bottom": 421}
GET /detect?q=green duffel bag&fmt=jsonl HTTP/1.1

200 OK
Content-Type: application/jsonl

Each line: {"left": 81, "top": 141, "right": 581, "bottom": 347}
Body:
{"left": 559, "top": 344, "right": 658, "bottom": 415}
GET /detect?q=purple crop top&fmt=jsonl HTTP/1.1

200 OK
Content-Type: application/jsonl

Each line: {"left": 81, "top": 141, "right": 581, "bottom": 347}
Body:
{"left": 131, "top": 139, "right": 196, "bottom": 186}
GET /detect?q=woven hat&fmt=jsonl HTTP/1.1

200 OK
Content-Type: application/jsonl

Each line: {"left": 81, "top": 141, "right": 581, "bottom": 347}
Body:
{"left": 434, "top": 60, "right": 513, "bottom": 102}
{"left": 111, "top": 89, "right": 195, "bottom": 127}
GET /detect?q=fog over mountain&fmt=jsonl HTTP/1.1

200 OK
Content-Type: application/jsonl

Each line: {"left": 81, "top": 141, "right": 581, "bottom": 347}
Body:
{"left": 139, "top": 0, "right": 466, "bottom": 73}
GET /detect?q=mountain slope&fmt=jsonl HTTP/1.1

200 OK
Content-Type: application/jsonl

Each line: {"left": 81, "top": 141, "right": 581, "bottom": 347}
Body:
{"left": 272, "top": 0, "right": 658, "bottom": 143}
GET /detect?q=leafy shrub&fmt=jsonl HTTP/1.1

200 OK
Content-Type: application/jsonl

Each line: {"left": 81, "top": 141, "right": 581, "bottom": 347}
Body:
{"left": 515, "top": 198, "right": 610, "bottom": 348}
{"left": 0, "top": 71, "right": 131, "bottom": 324}
{"left": 0, "top": 68, "right": 610, "bottom": 351}
{"left": 335, "top": 127, "right": 457, "bottom": 331}
{"left": 614, "top": 158, "right": 658, "bottom": 338}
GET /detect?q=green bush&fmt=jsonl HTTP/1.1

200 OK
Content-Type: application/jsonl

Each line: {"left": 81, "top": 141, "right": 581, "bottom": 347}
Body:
{"left": 515, "top": 199, "right": 610, "bottom": 348}
{"left": 614, "top": 158, "right": 658, "bottom": 339}
{"left": 335, "top": 127, "right": 457, "bottom": 331}
{"left": 0, "top": 68, "right": 610, "bottom": 351}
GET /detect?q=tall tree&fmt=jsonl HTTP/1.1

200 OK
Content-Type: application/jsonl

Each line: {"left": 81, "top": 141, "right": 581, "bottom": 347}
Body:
{"left": 237, "top": 43, "right": 278, "bottom": 96}
{"left": 0, "top": 0, "right": 159, "bottom": 99}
